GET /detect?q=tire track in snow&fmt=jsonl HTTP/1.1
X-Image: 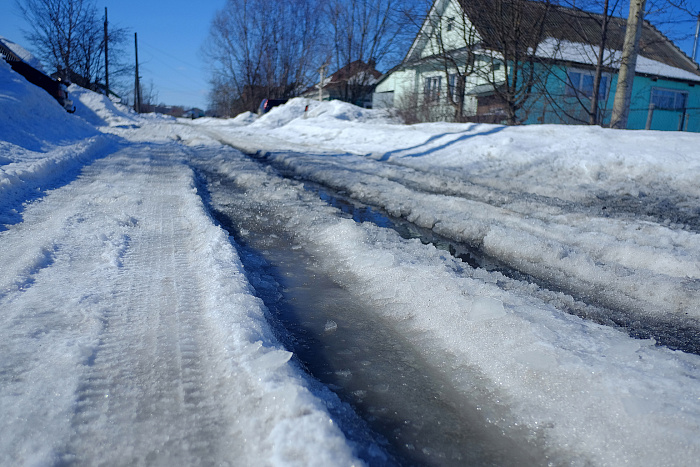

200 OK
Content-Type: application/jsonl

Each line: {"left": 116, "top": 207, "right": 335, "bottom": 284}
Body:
{"left": 50, "top": 145, "right": 359, "bottom": 466}
{"left": 61, "top": 147, "right": 235, "bottom": 465}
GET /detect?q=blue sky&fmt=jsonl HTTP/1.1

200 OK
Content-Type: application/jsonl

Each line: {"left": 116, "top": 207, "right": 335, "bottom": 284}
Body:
{"left": 1, "top": 0, "right": 218, "bottom": 110}
{"left": 2, "top": 0, "right": 700, "bottom": 111}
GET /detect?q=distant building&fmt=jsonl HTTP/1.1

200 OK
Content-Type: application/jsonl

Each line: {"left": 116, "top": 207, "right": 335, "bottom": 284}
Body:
{"left": 303, "top": 60, "right": 382, "bottom": 108}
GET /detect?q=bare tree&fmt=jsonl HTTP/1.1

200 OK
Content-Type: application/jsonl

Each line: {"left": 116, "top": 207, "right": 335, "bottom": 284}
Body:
{"left": 327, "top": 0, "right": 407, "bottom": 68}
{"left": 324, "top": 0, "right": 410, "bottom": 104}
{"left": 464, "top": 0, "right": 553, "bottom": 125}
{"left": 207, "top": 75, "right": 238, "bottom": 117}
{"left": 559, "top": 0, "right": 620, "bottom": 125}
{"left": 205, "top": 0, "right": 324, "bottom": 115}
{"left": 16, "top": 0, "right": 128, "bottom": 90}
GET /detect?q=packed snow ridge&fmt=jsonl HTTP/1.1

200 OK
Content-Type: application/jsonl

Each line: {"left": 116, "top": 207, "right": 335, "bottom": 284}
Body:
{"left": 2, "top": 52, "right": 700, "bottom": 467}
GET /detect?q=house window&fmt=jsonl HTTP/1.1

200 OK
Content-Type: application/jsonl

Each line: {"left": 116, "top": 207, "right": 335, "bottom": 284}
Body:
{"left": 566, "top": 69, "right": 609, "bottom": 100}
{"left": 448, "top": 74, "right": 457, "bottom": 99}
{"left": 446, "top": 17, "right": 455, "bottom": 32}
{"left": 650, "top": 88, "right": 687, "bottom": 110}
{"left": 425, "top": 76, "right": 441, "bottom": 101}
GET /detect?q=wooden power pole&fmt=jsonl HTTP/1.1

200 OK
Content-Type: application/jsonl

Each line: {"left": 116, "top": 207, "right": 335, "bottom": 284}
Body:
{"left": 318, "top": 65, "right": 327, "bottom": 102}
{"left": 610, "top": 0, "right": 646, "bottom": 129}
{"left": 134, "top": 32, "right": 142, "bottom": 113}
{"left": 693, "top": 14, "right": 700, "bottom": 62}
{"left": 104, "top": 7, "right": 109, "bottom": 95}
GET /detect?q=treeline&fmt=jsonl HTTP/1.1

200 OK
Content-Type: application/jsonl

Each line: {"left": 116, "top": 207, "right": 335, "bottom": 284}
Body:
{"left": 204, "top": 0, "right": 424, "bottom": 116}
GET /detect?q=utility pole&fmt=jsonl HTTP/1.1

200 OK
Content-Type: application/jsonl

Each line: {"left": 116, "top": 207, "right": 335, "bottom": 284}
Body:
{"left": 693, "top": 14, "right": 700, "bottom": 62}
{"left": 589, "top": 0, "right": 609, "bottom": 125}
{"left": 318, "top": 64, "right": 327, "bottom": 102}
{"left": 610, "top": 0, "right": 646, "bottom": 129}
{"left": 134, "top": 32, "right": 142, "bottom": 113}
{"left": 104, "top": 7, "right": 109, "bottom": 95}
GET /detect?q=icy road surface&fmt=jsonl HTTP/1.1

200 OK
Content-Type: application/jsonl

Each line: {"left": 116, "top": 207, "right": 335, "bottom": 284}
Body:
{"left": 0, "top": 143, "right": 358, "bottom": 466}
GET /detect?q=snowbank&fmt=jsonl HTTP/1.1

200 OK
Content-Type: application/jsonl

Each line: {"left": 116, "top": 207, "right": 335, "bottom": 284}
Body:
{"left": 218, "top": 100, "right": 700, "bottom": 202}
{"left": 252, "top": 97, "right": 397, "bottom": 128}
{"left": 0, "top": 59, "right": 98, "bottom": 150}
{"left": 0, "top": 59, "right": 116, "bottom": 228}
{"left": 69, "top": 85, "right": 140, "bottom": 128}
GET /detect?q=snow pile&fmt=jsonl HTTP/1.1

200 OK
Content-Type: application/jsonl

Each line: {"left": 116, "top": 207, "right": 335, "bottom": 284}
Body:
{"left": 69, "top": 85, "right": 140, "bottom": 128}
{"left": 0, "top": 59, "right": 114, "bottom": 228}
{"left": 232, "top": 110, "right": 258, "bottom": 125}
{"left": 0, "top": 59, "right": 98, "bottom": 150}
{"left": 210, "top": 99, "right": 700, "bottom": 202}
{"left": 252, "top": 97, "right": 396, "bottom": 129}
{"left": 218, "top": 101, "right": 700, "bottom": 202}
{"left": 383, "top": 123, "right": 700, "bottom": 201}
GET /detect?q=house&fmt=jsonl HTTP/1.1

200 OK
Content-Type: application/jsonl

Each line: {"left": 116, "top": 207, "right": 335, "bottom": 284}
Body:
{"left": 374, "top": 0, "right": 700, "bottom": 131}
{"left": 0, "top": 36, "right": 75, "bottom": 113}
{"left": 303, "top": 60, "right": 382, "bottom": 108}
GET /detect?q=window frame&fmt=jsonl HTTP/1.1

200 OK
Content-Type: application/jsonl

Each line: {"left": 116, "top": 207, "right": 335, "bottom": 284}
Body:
{"left": 650, "top": 87, "right": 688, "bottom": 111}
{"left": 424, "top": 75, "right": 442, "bottom": 102}
{"left": 565, "top": 68, "right": 610, "bottom": 101}
{"left": 448, "top": 74, "right": 457, "bottom": 99}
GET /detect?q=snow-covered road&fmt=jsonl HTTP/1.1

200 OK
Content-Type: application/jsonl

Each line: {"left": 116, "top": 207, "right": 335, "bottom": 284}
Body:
{"left": 3, "top": 59, "right": 700, "bottom": 466}
{"left": 0, "top": 142, "right": 359, "bottom": 465}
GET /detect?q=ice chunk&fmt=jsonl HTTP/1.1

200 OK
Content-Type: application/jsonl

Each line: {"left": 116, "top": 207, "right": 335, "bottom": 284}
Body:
{"left": 515, "top": 349, "right": 559, "bottom": 370}
{"left": 468, "top": 296, "right": 506, "bottom": 321}
{"left": 324, "top": 320, "right": 338, "bottom": 333}
{"left": 252, "top": 349, "right": 293, "bottom": 371}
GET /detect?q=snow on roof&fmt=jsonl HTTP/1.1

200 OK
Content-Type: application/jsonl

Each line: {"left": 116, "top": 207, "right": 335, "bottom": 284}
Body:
{"left": 406, "top": 0, "right": 700, "bottom": 82}
{"left": 538, "top": 38, "right": 700, "bottom": 83}
{"left": 0, "top": 36, "right": 45, "bottom": 72}
{"left": 635, "top": 55, "right": 700, "bottom": 82}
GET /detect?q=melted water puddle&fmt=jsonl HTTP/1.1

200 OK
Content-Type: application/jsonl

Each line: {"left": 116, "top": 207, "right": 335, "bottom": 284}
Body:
{"left": 205, "top": 174, "right": 545, "bottom": 466}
